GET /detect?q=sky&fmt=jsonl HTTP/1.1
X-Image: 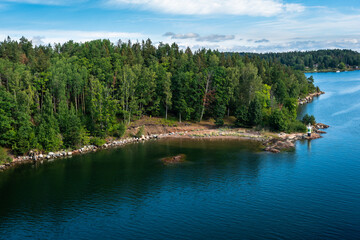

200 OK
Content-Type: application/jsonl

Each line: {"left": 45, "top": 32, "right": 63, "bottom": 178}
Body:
{"left": 0, "top": 0, "right": 360, "bottom": 52}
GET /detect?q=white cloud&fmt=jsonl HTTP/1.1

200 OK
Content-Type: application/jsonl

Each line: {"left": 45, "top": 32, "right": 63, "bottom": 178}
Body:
{"left": 107, "top": 0, "right": 305, "bottom": 17}
{"left": 0, "top": 30, "right": 144, "bottom": 45}
{"left": 32, "top": 36, "right": 45, "bottom": 45}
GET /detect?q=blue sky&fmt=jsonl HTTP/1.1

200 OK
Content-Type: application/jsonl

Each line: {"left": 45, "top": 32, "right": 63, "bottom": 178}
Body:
{"left": 1, "top": 0, "right": 360, "bottom": 52}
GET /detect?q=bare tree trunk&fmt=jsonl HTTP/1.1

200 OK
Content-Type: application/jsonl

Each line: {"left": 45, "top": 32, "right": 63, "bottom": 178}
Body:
{"left": 199, "top": 73, "right": 211, "bottom": 122}
{"left": 179, "top": 112, "right": 181, "bottom": 123}
{"left": 128, "top": 110, "right": 131, "bottom": 125}
{"left": 82, "top": 90, "right": 85, "bottom": 114}
{"left": 165, "top": 105, "right": 168, "bottom": 120}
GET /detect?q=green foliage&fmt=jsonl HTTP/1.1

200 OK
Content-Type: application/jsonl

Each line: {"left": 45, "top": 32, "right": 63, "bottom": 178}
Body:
{"left": 235, "top": 105, "right": 249, "bottom": 127}
{"left": 110, "top": 123, "right": 126, "bottom": 138}
{"left": 269, "top": 109, "right": 288, "bottom": 132}
{"left": 287, "top": 120, "right": 307, "bottom": 133}
{"left": 248, "top": 97, "right": 263, "bottom": 126}
{"left": 240, "top": 49, "right": 360, "bottom": 71}
{"left": 90, "top": 137, "right": 106, "bottom": 147}
{"left": 59, "top": 104, "right": 82, "bottom": 148}
{"left": 302, "top": 114, "right": 316, "bottom": 125}
{"left": 0, "top": 88, "right": 16, "bottom": 147}
{"left": 79, "top": 126, "right": 90, "bottom": 146}
{"left": 283, "top": 98, "right": 298, "bottom": 120}
{"left": 135, "top": 125, "right": 145, "bottom": 138}
{"left": 338, "top": 62, "right": 346, "bottom": 70}
{"left": 0, "top": 147, "right": 11, "bottom": 164}
{"left": 0, "top": 37, "right": 322, "bottom": 155}
{"left": 36, "top": 93, "right": 63, "bottom": 151}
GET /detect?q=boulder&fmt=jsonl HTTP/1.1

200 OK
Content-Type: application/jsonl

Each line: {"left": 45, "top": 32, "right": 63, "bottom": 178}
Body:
{"left": 315, "top": 123, "right": 329, "bottom": 129}
{"left": 265, "top": 147, "right": 280, "bottom": 153}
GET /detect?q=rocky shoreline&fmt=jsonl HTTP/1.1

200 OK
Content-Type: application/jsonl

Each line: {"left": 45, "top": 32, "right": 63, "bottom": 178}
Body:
{"left": 0, "top": 122, "right": 330, "bottom": 171}
{"left": 263, "top": 123, "right": 329, "bottom": 153}
{"left": 299, "top": 91, "right": 325, "bottom": 105}
{"left": 0, "top": 89, "right": 330, "bottom": 172}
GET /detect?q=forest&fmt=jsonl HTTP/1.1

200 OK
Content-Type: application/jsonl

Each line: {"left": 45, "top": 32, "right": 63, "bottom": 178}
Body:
{"left": 0, "top": 37, "right": 317, "bottom": 158}
{"left": 238, "top": 49, "right": 360, "bottom": 71}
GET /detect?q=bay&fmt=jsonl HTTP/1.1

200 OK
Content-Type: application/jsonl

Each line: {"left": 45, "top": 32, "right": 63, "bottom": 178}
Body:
{"left": 0, "top": 71, "right": 359, "bottom": 240}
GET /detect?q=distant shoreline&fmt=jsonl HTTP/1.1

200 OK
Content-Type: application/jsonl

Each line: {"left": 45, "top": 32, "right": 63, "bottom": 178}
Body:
{"left": 304, "top": 68, "right": 360, "bottom": 73}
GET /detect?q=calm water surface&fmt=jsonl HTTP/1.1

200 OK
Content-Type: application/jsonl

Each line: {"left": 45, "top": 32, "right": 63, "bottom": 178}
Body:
{"left": 0, "top": 71, "right": 360, "bottom": 240}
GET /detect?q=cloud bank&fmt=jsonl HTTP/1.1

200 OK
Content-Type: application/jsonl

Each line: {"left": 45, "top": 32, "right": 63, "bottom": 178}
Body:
{"left": 108, "top": 0, "right": 304, "bottom": 17}
{"left": 164, "top": 32, "right": 235, "bottom": 43}
{"left": 0, "top": 30, "right": 144, "bottom": 45}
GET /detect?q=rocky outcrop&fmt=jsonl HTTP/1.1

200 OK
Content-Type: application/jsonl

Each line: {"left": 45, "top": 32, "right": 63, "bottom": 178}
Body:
{"left": 315, "top": 123, "right": 329, "bottom": 129}
{"left": 299, "top": 91, "right": 325, "bottom": 105}
{"left": 264, "top": 138, "right": 297, "bottom": 153}
{"left": 303, "top": 133, "right": 322, "bottom": 140}
{"left": 264, "top": 122, "right": 329, "bottom": 153}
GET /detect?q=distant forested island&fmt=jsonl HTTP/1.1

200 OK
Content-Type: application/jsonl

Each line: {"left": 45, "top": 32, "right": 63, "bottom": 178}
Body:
{"left": 0, "top": 37, "right": 319, "bottom": 160}
{"left": 237, "top": 49, "right": 360, "bottom": 71}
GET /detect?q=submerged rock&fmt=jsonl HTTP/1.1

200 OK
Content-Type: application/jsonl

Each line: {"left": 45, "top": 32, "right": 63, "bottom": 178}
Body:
{"left": 161, "top": 154, "right": 186, "bottom": 165}
{"left": 264, "top": 138, "right": 295, "bottom": 153}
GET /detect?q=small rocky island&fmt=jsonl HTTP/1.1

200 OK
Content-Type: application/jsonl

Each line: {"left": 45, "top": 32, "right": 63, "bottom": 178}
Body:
{"left": 161, "top": 154, "right": 186, "bottom": 165}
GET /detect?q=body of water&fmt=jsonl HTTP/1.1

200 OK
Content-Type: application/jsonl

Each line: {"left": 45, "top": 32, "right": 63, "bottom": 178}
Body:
{"left": 0, "top": 71, "right": 359, "bottom": 239}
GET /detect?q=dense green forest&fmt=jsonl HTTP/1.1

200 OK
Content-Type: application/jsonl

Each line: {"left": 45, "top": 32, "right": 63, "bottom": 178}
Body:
{"left": 238, "top": 49, "right": 360, "bottom": 71}
{"left": 0, "top": 37, "right": 317, "bottom": 157}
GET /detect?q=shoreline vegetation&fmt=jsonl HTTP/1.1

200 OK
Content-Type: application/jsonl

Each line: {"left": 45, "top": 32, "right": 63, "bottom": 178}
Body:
{"left": 0, "top": 91, "right": 328, "bottom": 171}
{"left": 0, "top": 37, "right": 338, "bottom": 171}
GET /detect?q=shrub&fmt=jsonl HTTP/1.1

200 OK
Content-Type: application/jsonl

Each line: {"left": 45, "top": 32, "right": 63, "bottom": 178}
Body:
{"left": 0, "top": 147, "right": 11, "bottom": 164}
{"left": 287, "top": 120, "right": 307, "bottom": 133}
{"left": 302, "top": 114, "right": 316, "bottom": 125}
{"left": 90, "top": 137, "right": 106, "bottom": 147}
{"left": 135, "top": 125, "right": 145, "bottom": 138}
{"left": 110, "top": 123, "right": 126, "bottom": 138}
{"left": 79, "top": 126, "right": 90, "bottom": 146}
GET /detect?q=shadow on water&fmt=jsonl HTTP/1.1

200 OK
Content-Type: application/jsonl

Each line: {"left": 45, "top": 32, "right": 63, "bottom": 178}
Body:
{"left": 0, "top": 139, "right": 267, "bottom": 227}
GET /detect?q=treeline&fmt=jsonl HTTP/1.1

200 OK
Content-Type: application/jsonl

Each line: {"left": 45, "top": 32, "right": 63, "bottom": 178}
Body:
{"left": 0, "top": 37, "right": 316, "bottom": 155}
{"left": 238, "top": 49, "right": 360, "bottom": 71}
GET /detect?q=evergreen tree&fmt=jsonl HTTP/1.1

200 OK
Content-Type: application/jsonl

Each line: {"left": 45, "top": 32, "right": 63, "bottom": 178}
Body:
{"left": 37, "top": 92, "right": 62, "bottom": 151}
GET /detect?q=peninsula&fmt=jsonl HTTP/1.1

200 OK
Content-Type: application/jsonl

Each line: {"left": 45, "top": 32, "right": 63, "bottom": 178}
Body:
{"left": 0, "top": 37, "right": 328, "bottom": 169}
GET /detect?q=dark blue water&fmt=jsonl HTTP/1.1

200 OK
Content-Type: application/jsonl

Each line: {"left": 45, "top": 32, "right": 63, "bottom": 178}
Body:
{"left": 0, "top": 71, "right": 359, "bottom": 240}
